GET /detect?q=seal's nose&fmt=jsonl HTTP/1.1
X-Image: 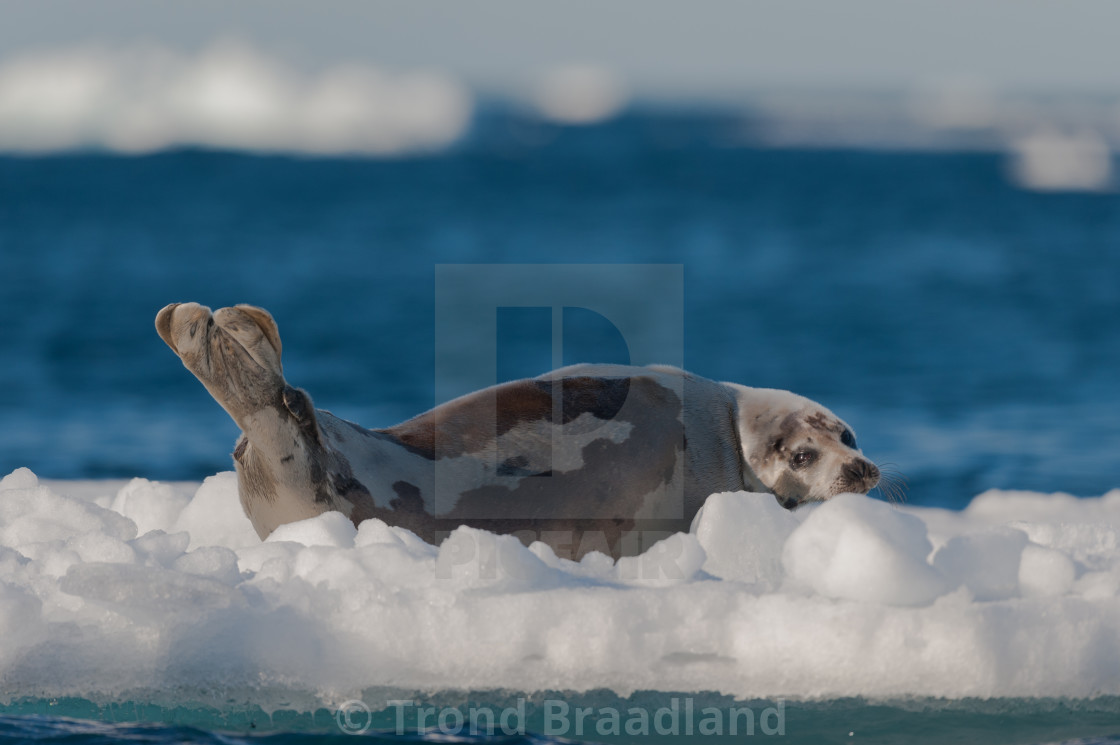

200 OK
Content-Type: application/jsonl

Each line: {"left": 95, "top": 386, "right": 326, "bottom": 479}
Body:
{"left": 842, "top": 459, "right": 881, "bottom": 492}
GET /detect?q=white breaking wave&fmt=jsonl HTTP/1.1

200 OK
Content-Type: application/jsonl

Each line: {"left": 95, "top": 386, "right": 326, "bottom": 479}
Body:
{"left": 1008, "top": 126, "right": 1115, "bottom": 192}
{"left": 0, "top": 41, "right": 472, "bottom": 155}
{"left": 2, "top": 466, "right": 1120, "bottom": 707}
{"left": 531, "top": 65, "right": 627, "bottom": 125}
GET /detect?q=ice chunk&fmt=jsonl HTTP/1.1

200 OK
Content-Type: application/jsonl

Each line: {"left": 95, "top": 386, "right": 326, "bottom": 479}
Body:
{"left": 173, "top": 546, "right": 241, "bottom": 585}
{"left": 0, "top": 467, "right": 38, "bottom": 491}
{"left": 783, "top": 493, "right": 948, "bottom": 606}
{"left": 173, "top": 472, "right": 257, "bottom": 550}
{"left": 434, "top": 526, "right": 563, "bottom": 591}
{"left": 614, "top": 532, "right": 706, "bottom": 587}
{"left": 0, "top": 473, "right": 136, "bottom": 547}
{"left": 0, "top": 580, "right": 43, "bottom": 666}
{"left": 266, "top": 511, "right": 357, "bottom": 549}
{"left": 693, "top": 491, "right": 799, "bottom": 589}
{"left": 932, "top": 527, "right": 1028, "bottom": 600}
{"left": 130, "top": 530, "right": 191, "bottom": 568}
{"left": 109, "top": 478, "right": 190, "bottom": 536}
{"left": 1018, "top": 544, "right": 1076, "bottom": 597}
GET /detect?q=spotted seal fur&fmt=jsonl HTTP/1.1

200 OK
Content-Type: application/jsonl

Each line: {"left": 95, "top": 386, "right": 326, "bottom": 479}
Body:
{"left": 156, "top": 302, "right": 880, "bottom": 559}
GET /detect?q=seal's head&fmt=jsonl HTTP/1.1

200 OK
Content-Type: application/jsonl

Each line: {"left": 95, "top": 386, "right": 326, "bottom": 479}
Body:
{"left": 731, "top": 386, "right": 880, "bottom": 509}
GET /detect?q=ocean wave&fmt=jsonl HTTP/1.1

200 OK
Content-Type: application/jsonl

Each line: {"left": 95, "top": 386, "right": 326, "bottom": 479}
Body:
{"left": 0, "top": 41, "right": 472, "bottom": 156}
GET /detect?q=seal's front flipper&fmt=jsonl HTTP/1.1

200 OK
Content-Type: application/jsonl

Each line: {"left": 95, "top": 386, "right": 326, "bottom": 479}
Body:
{"left": 155, "top": 303, "right": 183, "bottom": 353}
{"left": 282, "top": 385, "right": 322, "bottom": 445}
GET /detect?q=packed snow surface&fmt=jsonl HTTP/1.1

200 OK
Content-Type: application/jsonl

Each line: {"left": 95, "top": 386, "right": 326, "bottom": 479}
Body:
{"left": 2, "top": 467, "right": 1120, "bottom": 707}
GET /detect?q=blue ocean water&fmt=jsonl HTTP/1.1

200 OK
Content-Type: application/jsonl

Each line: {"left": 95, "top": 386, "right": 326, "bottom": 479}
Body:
{"left": 2, "top": 112, "right": 1120, "bottom": 745}
{"left": 2, "top": 113, "right": 1120, "bottom": 507}
{"left": 3, "top": 113, "right": 1120, "bottom": 507}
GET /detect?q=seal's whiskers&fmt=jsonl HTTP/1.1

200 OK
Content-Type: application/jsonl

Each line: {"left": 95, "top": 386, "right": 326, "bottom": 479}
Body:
{"left": 873, "top": 463, "right": 909, "bottom": 504}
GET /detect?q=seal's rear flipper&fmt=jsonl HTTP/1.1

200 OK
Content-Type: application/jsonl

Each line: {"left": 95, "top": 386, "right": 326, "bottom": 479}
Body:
{"left": 233, "top": 305, "right": 282, "bottom": 360}
{"left": 212, "top": 305, "right": 284, "bottom": 377}
{"left": 155, "top": 302, "right": 214, "bottom": 359}
{"left": 155, "top": 303, "right": 181, "bottom": 353}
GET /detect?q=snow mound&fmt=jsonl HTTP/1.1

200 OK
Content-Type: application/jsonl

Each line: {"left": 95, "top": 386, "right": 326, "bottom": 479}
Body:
{"left": 3, "top": 467, "right": 1120, "bottom": 706}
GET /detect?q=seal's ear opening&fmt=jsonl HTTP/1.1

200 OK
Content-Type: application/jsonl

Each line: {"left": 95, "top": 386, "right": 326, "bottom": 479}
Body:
{"left": 234, "top": 304, "right": 282, "bottom": 360}
{"left": 155, "top": 303, "right": 182, "bottom": 354}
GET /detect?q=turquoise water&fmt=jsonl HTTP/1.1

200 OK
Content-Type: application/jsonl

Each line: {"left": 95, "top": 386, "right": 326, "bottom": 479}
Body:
{"left": 4, "top": 696, "right": 1120, "bottom": 744}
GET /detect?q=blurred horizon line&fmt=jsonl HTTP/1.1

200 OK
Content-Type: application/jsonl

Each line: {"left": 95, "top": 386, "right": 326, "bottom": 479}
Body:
{"left": 0, "top": 40, "right": 1118, "bottom": 191}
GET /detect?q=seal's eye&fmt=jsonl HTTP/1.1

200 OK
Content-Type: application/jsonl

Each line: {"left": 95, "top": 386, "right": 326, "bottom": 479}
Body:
{"left": 840, "top": 429, "right": 857, "bottom": 449}
{"left": 792, "top": 450, "right": 816, "bottom": 469}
